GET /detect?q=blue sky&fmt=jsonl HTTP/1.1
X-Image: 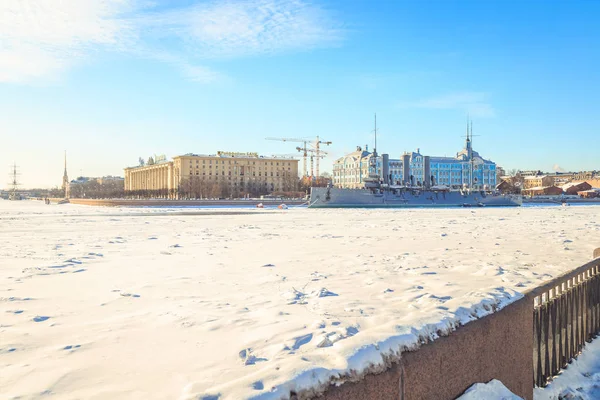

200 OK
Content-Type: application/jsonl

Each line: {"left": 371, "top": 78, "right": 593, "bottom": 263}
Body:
{"left": 1, "top": 0, "right": 599, "bottom": 188}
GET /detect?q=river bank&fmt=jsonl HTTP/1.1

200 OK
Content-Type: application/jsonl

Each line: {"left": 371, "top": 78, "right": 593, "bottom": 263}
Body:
{"left": 46, "top": 198, "right": 306, "bottom": 207}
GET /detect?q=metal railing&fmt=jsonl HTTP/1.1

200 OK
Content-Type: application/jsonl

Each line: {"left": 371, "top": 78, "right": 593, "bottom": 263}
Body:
{"left": 530, "top": 254, "right": 600, "bottom": 387}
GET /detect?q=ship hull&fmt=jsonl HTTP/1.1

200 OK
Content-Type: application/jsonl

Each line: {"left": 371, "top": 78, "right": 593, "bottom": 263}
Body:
{"left": 309, "top": 187, "right": 522, "bottom": 208}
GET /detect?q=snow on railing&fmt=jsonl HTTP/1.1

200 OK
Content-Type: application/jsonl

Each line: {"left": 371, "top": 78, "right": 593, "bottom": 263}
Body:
{"left": 529, "top": 250, "right": 600, "bottom": 388}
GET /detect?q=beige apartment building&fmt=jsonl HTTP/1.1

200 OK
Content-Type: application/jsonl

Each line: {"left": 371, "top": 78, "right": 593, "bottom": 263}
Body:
{"left": 523, "top": 175, "right": 554, "bottom": 189}
{"left": 124, "top": 152, "right": 299, "bottom": 196}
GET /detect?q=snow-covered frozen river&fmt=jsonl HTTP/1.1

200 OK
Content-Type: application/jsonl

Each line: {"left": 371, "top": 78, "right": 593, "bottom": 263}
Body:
{"left": 1, "top": 200, "right": 599, "bottom": 399}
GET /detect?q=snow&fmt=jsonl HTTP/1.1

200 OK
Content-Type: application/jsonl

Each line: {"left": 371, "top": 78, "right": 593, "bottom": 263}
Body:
{"left": 458, "top": 379, "right": 522, "bottom": 400}
{"left": 535, "top": 337, "right": 600, "bottom": 400}
{"left": 1, "top": 200, "right": 600, "bottom": 399}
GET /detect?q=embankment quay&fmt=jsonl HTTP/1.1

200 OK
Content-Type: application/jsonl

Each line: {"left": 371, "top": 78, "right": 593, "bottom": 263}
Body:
{"left": 522, "top": 198, "right": 600, "bottom": 204}
{"left": 47, "top": 198, "right": 306, "bottom": 207}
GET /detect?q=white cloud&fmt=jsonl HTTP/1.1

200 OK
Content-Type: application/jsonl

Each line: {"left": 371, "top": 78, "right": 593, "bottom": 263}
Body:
{"left": 177, "top": 0, "right": 342, "bottom": 58}
{"left": 0, "top": 0, "right": 342, "bottom": 84}
{"left": 0, "top": 0, "right": 137, "bottom": 83}
{"left": 397, "top": 92, "right": 496, "bottom": 118}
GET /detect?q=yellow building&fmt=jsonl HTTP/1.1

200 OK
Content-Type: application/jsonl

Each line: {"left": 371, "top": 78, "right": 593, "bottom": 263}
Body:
{"left": 124, "top": 152, "right": 299, "bottom": 197}
{"left": 523, "top": 175, "right": 554, "bottom": 189}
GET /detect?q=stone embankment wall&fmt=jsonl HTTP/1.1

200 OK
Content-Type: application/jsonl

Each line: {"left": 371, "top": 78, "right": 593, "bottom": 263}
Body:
{"left": 47, "top": 198, "right": 305, "bottom": 207}
{"left": 313, "top": 249, "right": 600, "bottom": 400}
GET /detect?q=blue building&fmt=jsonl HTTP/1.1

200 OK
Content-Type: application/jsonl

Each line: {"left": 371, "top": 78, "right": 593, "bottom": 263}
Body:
{"left": 333, "top": 132, "right": 497, "bottom": 189}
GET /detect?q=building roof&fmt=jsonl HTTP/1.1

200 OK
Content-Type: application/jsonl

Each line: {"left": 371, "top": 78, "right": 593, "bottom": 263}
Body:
{"left": 173, "top": 152, "right": 297, "bottom": 160}
{"left": 522, "top": 185, "right": 562, "bottom": 192}
{"left": 561, "top": 181, "right": 590, "bottom": 190}
{"left": 335, "top": 148, "right": 372, "bottom": 164}
{"left": 578, "top": 189, "right": 600, "bottom": 193}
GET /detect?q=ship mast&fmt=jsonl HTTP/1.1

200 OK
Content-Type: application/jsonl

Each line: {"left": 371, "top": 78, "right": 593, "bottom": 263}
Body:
{"left": 372, "top": 113, "right": 378, "bottom": 177}
{"left": 469, "top": 121, "right": 473, "bottom": 190}
{"left": 9, "top": 162, "right": 20, "bottom": 200}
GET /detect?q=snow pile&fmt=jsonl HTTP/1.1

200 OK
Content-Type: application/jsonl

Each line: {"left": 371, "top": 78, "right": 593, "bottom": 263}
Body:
{"left": 1, "top": 201, "right": 600, "bottom": 399}
{"left": 458, "top": 379, "right": 522, "bottom": 400}
{"left": 535, "top": 337, "right": 600, "bottom": 400}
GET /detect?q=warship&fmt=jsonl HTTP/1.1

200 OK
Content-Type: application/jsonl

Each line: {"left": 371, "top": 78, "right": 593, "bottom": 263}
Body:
{"left": 309, "top": 184, "right": 522, "bottom": 208}
{"left": 308, "top": 118, "right": 522, "bottom": 208}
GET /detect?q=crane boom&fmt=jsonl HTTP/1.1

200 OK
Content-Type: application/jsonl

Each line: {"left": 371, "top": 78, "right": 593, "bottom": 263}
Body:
{"left": 266, "top": 136, "right": 332, "bottom": 180}
{"left": 266, "top": 137, "right": 310, "bottom": 177}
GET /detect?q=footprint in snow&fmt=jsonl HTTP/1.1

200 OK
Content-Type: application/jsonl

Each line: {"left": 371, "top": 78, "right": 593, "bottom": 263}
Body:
{"left": 120, "top": 293, "right": 141, "bottom": 298}
{"left": 252, "top": 381, "right": 264, "bottom": 390}
{"left": 238, "top": 348, "right": 267, "bottom": 365}
{"left": 313, "top": 288, "right": 338, "bottom": 297}
{"left": 262, "top": 263, "right": 275, "bottom": 267}
{"left": 429, "top": 294, "right": 452, "bottom": 303}
{"left": 199, "top": 395, "right": 221, "bottom": 400}
{"left": 33, "top": 316, "right": 50, "bottom": 322}
{"left": 346, "top": 326, "right": 359, "bottom": 336}
{"left": 284, "top": 333, "right": 313, "bottom": 351}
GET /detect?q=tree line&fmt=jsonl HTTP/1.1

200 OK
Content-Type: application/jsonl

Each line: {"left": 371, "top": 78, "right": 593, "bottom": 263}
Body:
{"left": 47, "top": 174, "right": 331, "bottom": 199}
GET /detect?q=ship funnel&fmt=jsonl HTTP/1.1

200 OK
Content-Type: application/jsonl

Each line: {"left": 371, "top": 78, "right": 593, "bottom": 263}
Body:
{"left": 382, "top": 154, "right": 389, "bottom": 184}
{"left": 424, "top": 156, "right": 431, "bottom": 188}
{"left": 402, "top": 153, "right": 410, "bottom": 185}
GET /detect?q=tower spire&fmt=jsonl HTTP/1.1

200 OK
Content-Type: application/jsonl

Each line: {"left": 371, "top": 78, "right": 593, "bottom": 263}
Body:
{"left": 62, "top": 151, "right": 70, "bottom": 199}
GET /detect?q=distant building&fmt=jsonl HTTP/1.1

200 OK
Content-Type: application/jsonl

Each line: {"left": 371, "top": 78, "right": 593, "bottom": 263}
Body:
{"left": 519, "top": 170, "right": 544, "bottom": 177}
{"left": 549, "top": 173, "right": 574, "bottom": 186}
{"left": 573, "top": 171, "right": 599, "bottom": 181}
{"left": 333, "top": 133, "right": 497, "bottom": 189}
{"left": 523, "top": 175, "right": 554, "bottom": 189}
{"left": 522, "top": 186, "right": 563, "bottom": 196}
{"left": 95, "top": 176, "right": 124, "bottom": 185}
{"left": 70, "top": 176, "right": 124, "bottom": 186}
{"left": 578, "top": 189, "right": 600, "bottom": 198}
{"left": 561, "top": 181, "right": 592, "bottom": 195}
{"left": 496, "top": 180, "right": 515, "bottom": 194}
{"left": 496, "top": 166, "right": 506, "bottom": 180}
{"left": 124, "top": 151, "right": 299, "bottom": 196}
{"left": 70, "top": 176, "right": 91, "bottom": 186}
